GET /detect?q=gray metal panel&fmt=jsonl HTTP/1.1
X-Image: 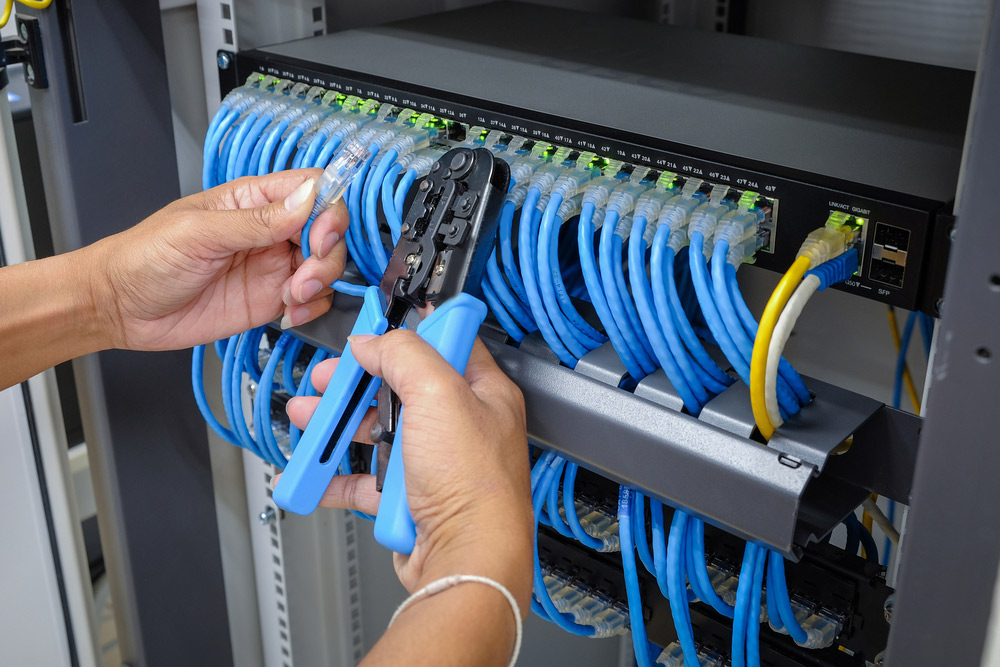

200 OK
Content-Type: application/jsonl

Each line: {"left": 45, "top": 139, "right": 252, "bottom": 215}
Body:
{"left": 23, "top": 2, "right": 233, "bottom": 665}
{"left": 258, "top": 1, "right": 971, "bottom": 201}
{"left": 886, "top": 1, "right": 1000, "bottom": 664}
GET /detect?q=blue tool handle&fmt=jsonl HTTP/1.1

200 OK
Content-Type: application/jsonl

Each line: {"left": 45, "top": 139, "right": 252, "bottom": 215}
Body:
{"left": 274, "top": 286, "right": 388, "bottom": 515}
{"left": 373, "top": 294, "right": 488, "bottom": 554}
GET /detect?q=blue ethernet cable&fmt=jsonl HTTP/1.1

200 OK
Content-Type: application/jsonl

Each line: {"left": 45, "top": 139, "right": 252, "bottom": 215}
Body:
{"left": 689, "top": 232, "right": 752, "bottom": 385}
{"left": 191, "top": 345, "right": 238, "bottom": 445}
{"left": 281, "top": 336, "right": 305, "bottom": 395}
{"left": 486, "top": 251, "right": 536, "bottom": 335}
{"left": 481, "top": 280, "right": 526, "bottom": 343}
{"left": 242, "top": 326, "right": 267, "bottom": 384}
{"left": 711, "top": 241, "right": 799, "bottom": 416}
{"left": 746, "top": 545, "right": 766, "bottom": 667}
{"left": 532, "top": 458, "right": 595, "bottom": 636}
{"left": 649, "top": 498, "right": 671, "bottom": 595}
{"left": 544, "top": 457, "right": 577, "bottom": 539}
{"left": 650, "top": 230, "right": 732, "bottom": 394}
{"left": 599, "top": 210, "right": 657, "bottom": 375}
{"left": 919, "top": 312, "right": 934, "bottom": 357}
{"left": 499, "top": 200, "right": 533, "bottom": 308}
{"left": 667, "top": 511, "right": 700, "bottom": 666}
{"left": 217, "top": 125, "right": 242, "bottom": 186}
{"left": 347, "top": 150, "right": 385, "bottom": 284}
{"left": 765, "top": 553, "right": 785, "bottom": 634}
{"left": 844, "top": 513, "right": 862, "bottom": 558}
{"left": 687, "top": 518, "right": 734, "bottom": 618}
{"left": 560, "top": 462, "right": 604, "bottom": 551}
{"left": 632, "top": 492, "right": 656, "bottom": 576}
{"left": 766, "top": 551, "right": 808, "bottom": 644}
{"left": 394, "top": 167, "right": 419, "bottom": 221}
{"left": 619, "top": 487, "right": 654, "bottom": 667}
{"left": 274, "top": 119, "right": 318, "bottom": 173}
{"left": 363, "top": 147, "right": 399, "bottom": 271}
{"left": 254, "top": 332, "right": 293, "bottom": 467}
{"left": 519, "top": 189, "right": 577, "bottom": 366}
{"left": 536, "top": 194, "right": 603, "bottom": 358}
{"left": 381, "top": 161, "right": 405, "bottom": 242}
{"left": 629, "top": 215, "right": 706, "bottom": 412}
{"left": 578, "top": 203, "right": 645, "bottom": 379}
{"left": 213, "top": 339, "right": 227, "bottom": 360}
{"left": 228, "top": 108, "right": 276, "bottom": 182}
{"left": 538, "top": 196, "right": 606, "bottom": 348}
{"left": 315, "top": 134, "right": 346, "bottom": 169}
{"left": 288, "top": 347, "right": 329, "bottom": 449}
{"left": 858, "top": 523, "right": 879, "bottom": 564}
{"left": 203, "top": 108, "right": 240, "bottom": 189}
{"left": 224, "top": 332, "right": 271, "bottom": 462}
{"left": 730, "top": 542, "right": 759, "bottom": 667}
{"left": 893, "top": 310, "right": 919, "bottom": 410}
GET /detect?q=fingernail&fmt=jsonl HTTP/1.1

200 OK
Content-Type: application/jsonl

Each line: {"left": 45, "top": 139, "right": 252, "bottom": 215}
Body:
{"left": 284, "top": 178, "right": 315, "bottom": 212}
{"left": 287, "top": 305, "right": 311, "bottom": 327}
{"left": 347, "top": 334, "right": 376, "bottom": 346}
{"left": 317, "top": 231, "right": 341, "bottom": 258}
{"left": 296, "top": 279, "right": 323, "bottom": 303}
{"left": 282, "top": 284, "right": 293, "bottom": 306}
{"left": 280, "top": 312, "right": 293, "bottom": 330}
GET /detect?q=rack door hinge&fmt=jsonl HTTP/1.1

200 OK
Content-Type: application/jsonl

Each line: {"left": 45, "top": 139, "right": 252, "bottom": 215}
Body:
{"left": 1, "top": 16, "right": 47, "bottom": 91}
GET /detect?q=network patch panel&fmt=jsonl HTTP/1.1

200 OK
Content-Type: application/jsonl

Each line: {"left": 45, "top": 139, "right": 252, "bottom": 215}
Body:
{"left": 224, "top": 1, "right": 973, "bottom": 314}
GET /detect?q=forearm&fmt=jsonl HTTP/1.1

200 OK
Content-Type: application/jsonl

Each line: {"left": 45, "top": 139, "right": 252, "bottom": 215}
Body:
{"left": 0, "top": 249, "right": 107, "bottom": 389}
{"left": 363, "top": 581, "right": 520, "bottom": 667}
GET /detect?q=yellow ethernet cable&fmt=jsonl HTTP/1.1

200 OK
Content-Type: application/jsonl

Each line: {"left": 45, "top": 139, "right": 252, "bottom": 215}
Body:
{"left": 750, "top": 256, "right": 811, "bottom": 440}
{"left": 1, "top": 0, "right": 52, "bottom": 29}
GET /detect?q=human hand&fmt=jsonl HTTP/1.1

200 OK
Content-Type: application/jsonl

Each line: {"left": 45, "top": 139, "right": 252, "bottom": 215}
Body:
{"left": 278, "top": 331, "right": 534, "bottom": 611}
{"left": 83, "top": 170, "right": 347, "bottom": 351}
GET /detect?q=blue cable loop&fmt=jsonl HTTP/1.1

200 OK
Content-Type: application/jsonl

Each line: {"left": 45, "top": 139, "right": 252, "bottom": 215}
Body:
{"left": 288, "top": 348, "right": 329, "bottom": 450}
{"left": 394, "top": 169, "right": 418, "bottom": 227}
{"left": 316, "top": 134, "right": 345, "bottom": 169}
{"left": 689, "top": 232, "right": 750, "bottom": 384}
{"left": 363, "top": 148, "right": 397, "bottom": 271}
{"left": 538, "top": 199, "right": 606, "bottom": 346}
{"left": 382, "top": 162, "right": 405, "bottom": 243}
{"left": 767, "top": 550, "right": 807, "bottom": 643}
{"left": 281, "top": 336, "right": 305, "bottom": 395}
{"left": 578, "top": 204, "right": 645, "bottom": 379}
{"left": 747, "top": 544, "right": 766, "bottom": 667}
{"left": 227, "top": 112, "right": 267, "bottom": 181}
{"left": 213, "top": 339, "right": 227, "bottom": 360}
{"left": 894, "top": 310, "right": 919, "bottom": 410}
{"left": 518, "top": 189, "right": 577, "bottom": 366}
{"left": 667, "top": 511, "right": 700, "bottom": 666}
{"left": 242, "top": 327, "right": 266, "bottom": 383}
{"left": 652, "top": 236, "right": 732, "bottom": 393}
{"left": 191, "top": 345, "right": 238, "bottom": 445}
{"left": 613, "top": 232, "right": 658, "bottom": 364}
{"left": 482, "top": 279, "right": 526, "bottom": 343}
{"left": 688, "top": 518, "right": 734, "bottom": 618}
{"left": 499, "top": 200, "right": 533, "bottom": 307}
{"left": 544, "top": 457, "right": 576, "bottom": 539}
{"left": 561, "top": 463, "right": 605, "bottom": 550}
{"left": 632, "top": 491, "right": 655, "bottom": 576}
{"left": 650, "top": 497, "right": 671, "bottom": 596}
{"left": 532, "top": 461, "right": 595, "bottom": 636}
{"left": 629, "top": 216, "right": 706, "bottom": 412}
{"left": 254, "top": 332, "right": 293, "bottom": 467}
{"left": 711, "top": 241, "right": 799, "bottom": 417}
{"left": 599, "top": 213, "right": 657, "bottom": 374}
{"left": 536, "top": 194, "right": 598, "bottom": 358}
{"left": 217, "top": 123, "right": 241, "bottom": 186}
{"left": 730, "top": 542, "right": 759, "bottom": 667}
{"left": 274, "top": 125, "right": 307, "bottom": 172}
{"left": 256, "top": 120, "right": 289, "bottom": 175}
{"left": 203, "top": 108, "right": 240, "bottom": 189}
{"left": 619, "top": 487, "right": 654, "bottom": 667}
{"left": 487, "top": 249, "right": 537, "bottom": 333}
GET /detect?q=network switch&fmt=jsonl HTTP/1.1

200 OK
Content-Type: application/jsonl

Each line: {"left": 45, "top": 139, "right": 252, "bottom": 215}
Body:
{"left": 225, "top": 1, "right": 972, "bottom": 314}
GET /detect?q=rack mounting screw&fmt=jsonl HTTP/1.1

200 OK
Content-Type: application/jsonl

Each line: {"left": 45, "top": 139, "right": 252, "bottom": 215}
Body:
{"left": 25, "top": 64, "right": 34, "bottom": 84}
{"left": 259, "top": 507, "right": 276, "bottom": 526}
{"left": 19, "top": 21, "right": 28, "bottom": 40}
{"left": 217, "top": 51, "right": 232, "bottom": 70}
{"left": 883, "top": 593, "right": 895, "bottom": 624}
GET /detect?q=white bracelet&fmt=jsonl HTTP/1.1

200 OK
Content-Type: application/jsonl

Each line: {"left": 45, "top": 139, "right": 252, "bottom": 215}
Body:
{"left": 388, "top": 574, "right": 523, "bottom": 667}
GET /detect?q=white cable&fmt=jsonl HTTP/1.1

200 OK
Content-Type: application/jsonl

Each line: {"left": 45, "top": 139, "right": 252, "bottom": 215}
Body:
{"left": 389, "top": 574, "right": 522, "bottom": 667}
{"left": 863, "top": 496, "right": 901, "bottom": 546}
{"left": 765, "top": 274, "right": 821, "bottom": 429}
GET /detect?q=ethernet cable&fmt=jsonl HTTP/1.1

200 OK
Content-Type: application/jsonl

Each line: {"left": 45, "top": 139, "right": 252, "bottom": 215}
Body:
{"left": 599, "top": 175, "right": 660, "bottom": 375}
{"left": 254, "top": 331, "right": 294, "bottom": 465}
{"left": 632, "top": 492, "right": 655, "bottom": 576}
{"left": 751, "top": 215, "right": 860, "bottom": 439}
{"left": 191, "top": 344, "right": 238, "bottom": 445}
{"left": 762, "top": 250, "right": 859, "bottom": 429}
{"left": 280, "top": 336, "right": 306, "bottom": 395}
{"left": 287, "top": 347, "right": 329, "bottom": 449}
{"left": 203, "top": 75, "right": 277, "bottom": 189}
{"left": 893, "top": 310, "right": 919, "bottom": 413}
{"left": 730, "top": 542, "right": 762, "bottom": 667}
{"left": 619, "top": 486, "right": 654, "bottom": 667}
{"left": 666, "top": 511, "right": 699, "bottom": 666}
{"left": 271, "top": 91, "right": 344, "bottom": 173}
{"left": 228, "top": 84, "right": 302, "bottom": 182}
{"left": 0, "top": 0, "right": 51, "bottom": 29}
{"left": 560, "top": 463, "right": 607, "bottom": 551}
{"left": 254, "top": 86, "right": 326, "bottom": 176}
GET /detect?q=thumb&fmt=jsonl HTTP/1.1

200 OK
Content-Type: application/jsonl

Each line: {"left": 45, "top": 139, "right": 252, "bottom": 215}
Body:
{"left": 210, "top": 177, "right": 316, "bottom": 251}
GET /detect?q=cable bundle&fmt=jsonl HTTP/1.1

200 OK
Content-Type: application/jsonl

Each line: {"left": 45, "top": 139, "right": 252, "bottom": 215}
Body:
{"left": 193, "top": 75, "right": 881, "bottom": 666}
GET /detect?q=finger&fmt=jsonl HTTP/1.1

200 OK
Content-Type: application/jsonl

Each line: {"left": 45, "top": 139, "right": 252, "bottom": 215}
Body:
{"left": 349, "top": 330, "right": 470, "bottom": 406}
{"left": 202, "top": 174, "right": 320, "bottom": 252}
{"left": 287, "top": 395, "right": 377, "bottom": 445}
{"left": 283, "top": 243, "right": 347, "bottom": 306}
{"left": 464, "top": 337, "right": 505, "bottom": 389}
{"left": 198, "top": 169, "right": 323, "bottom": 211}
{"left": 280, "top": 293, "right": 334, "bottom": 329}
{"left": 309, "top": 357, "right": 340, "bottom": 393}
{"left": 272, "top": 472, "right": 380, "bottom": 515}
{"left": 303, "top": 200, "right": 349, "bottom": 259}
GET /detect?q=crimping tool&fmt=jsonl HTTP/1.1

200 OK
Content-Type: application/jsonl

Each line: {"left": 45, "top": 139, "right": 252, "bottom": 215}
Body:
{"left": 274, "top": 146, "right": 510, "bottom": 554}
